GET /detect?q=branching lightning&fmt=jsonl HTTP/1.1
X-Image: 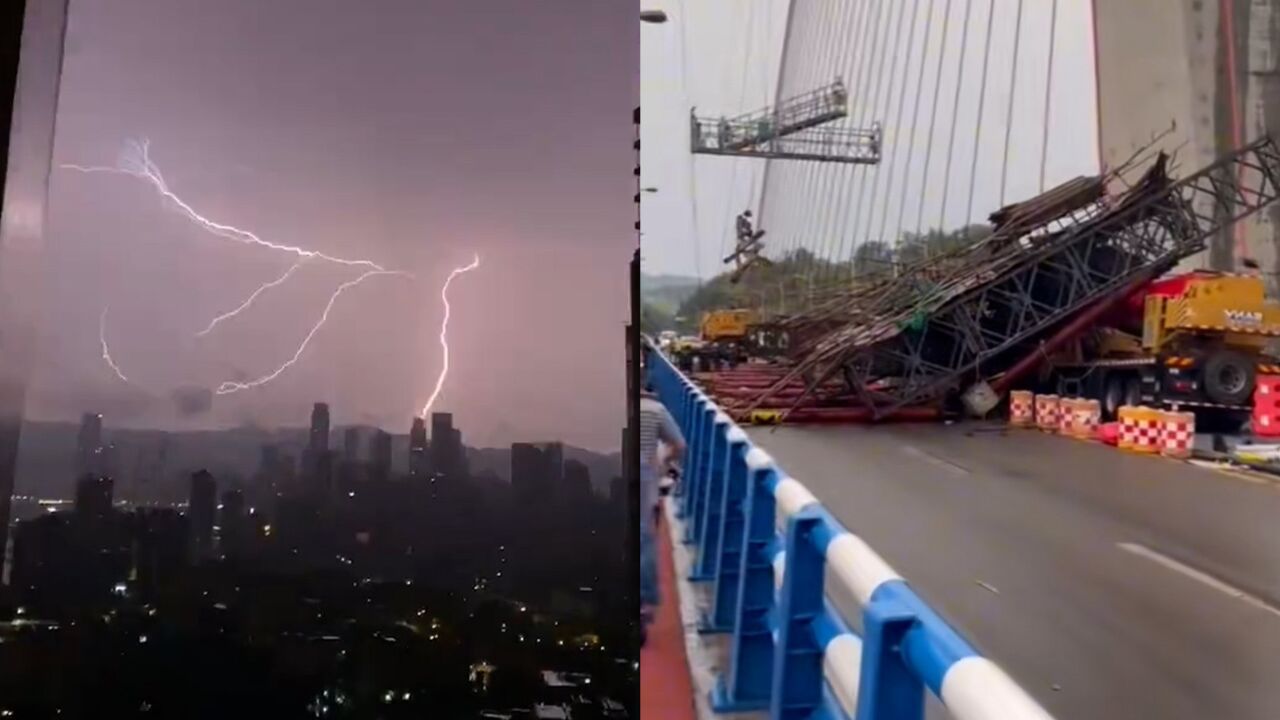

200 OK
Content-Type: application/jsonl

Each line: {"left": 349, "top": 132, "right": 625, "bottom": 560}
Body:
{"left": 420, "top": 254, "right": 481, "bottom": 418}
{"left": 215, "top": 270, "right": 412, "bottom": 395}
{"left": 61, "top": 140, "right": 385, "bottom": 270}
{"left": 196, "top": 260, "right": 305, "bottom": 337}
{"left": 99, "top": 308, "right": 128, "bottom": 383}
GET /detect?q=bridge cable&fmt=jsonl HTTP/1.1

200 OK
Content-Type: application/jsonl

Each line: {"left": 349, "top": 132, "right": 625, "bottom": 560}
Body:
{"left": 789, "top": 0, "right": 834, "bottom": 283}
{"left": 824, "top": 0, "right": 885, "bottom": 288}
{"left": 874, "top": 0, "right": 925, "bottom": 251}
{"left": 844, "top": 0, "right": 909, "bottom": 280}
{"left": 807, "top": 0, "right": 867, "bottom": 287}
{"left": 863, "top": 0, "right": 921, "bottom": 256}
{"left": 776, "top": 0, "right": 822, "bottom": 279}
{"left": 891, "top": 0, "right": 941, "bottom": 252}
{"left": 913, "top": 0, "right": 955, "bottom": 237}
{"left": 1039, "top": 0, "right": 1059, "bottom": 193}
{"left": 936, "top": 0, "right": 976, "bottom": 233}
{"left": 835, "top": 0, "right": 899, "bottom": 285}
{"left": 788, "top": 0, "right": 839, "bottom": 288}
{"left": 998, "top": 0, "right": 1026, "bottom": 206}
{"left": 962, "top": 0, "right": 998, "bottom": 231}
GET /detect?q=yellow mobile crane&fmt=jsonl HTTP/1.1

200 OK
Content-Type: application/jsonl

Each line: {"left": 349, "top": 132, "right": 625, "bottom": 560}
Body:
{"left": 1047, "top": 271, "right": 1280, "bottom": 420}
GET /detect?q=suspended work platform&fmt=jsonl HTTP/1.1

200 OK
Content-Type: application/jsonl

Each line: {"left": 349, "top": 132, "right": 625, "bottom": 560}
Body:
{"left": 690, "top": 79, "right": 882, "bottom": 164}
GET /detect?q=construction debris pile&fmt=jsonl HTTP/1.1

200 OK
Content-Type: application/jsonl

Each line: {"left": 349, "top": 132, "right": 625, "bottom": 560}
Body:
{"left": 705, "top": 136, "right": 1280, "bottom": 423}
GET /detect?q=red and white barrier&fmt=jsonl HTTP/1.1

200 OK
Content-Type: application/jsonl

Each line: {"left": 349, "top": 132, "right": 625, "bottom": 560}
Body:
{"left": 1159, "top": 411, "right": 1195, "bottom": 459}
{"left": 1034, "top": 394, "right": 1060, "bottom": 432}
{"left": 1009, "top": 390, "right": 1034, "bottom": 427}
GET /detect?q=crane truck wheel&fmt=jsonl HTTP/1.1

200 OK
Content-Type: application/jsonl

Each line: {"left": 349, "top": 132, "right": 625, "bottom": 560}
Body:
{"left": 1202, "top": 349, "right": 1256, "bottom": 406}
{"left": 1102, "top": 375, "right": 1127, "bottom": 420}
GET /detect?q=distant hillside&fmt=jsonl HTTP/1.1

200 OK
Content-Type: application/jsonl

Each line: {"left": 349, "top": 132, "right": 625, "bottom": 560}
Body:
{"left": 13, "top": 421, "right": 621, "bottom": 501}
{"left": 641, "top": 273, "right": 700, "bottom": 313}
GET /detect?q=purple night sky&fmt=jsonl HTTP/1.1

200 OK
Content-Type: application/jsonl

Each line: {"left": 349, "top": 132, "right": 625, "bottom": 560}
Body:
{"left": 37, "top": 0, "right": 637, "bottom": 452}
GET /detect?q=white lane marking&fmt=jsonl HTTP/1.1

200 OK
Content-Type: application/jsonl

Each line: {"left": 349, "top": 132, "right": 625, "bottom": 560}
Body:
{"left": 1117, "top": 542, "right": 1280, "bottom": 619}
{"left": 901, "top": 444, "right": 971, "bottom": 475}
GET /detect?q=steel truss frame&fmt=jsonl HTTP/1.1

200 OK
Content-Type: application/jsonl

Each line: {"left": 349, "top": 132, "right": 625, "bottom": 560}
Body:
{"left": 836, "top": 137, "right": 1280, "bottom": 417}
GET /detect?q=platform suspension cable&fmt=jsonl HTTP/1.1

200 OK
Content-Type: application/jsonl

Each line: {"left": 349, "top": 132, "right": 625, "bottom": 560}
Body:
{"left": 998, "top": 0, "right": 1026, "bottom": 206}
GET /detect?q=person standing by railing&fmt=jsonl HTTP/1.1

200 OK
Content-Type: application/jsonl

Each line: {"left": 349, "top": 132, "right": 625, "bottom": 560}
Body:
{"left": 639, "top": 383, "right": 685, "bottom": 646}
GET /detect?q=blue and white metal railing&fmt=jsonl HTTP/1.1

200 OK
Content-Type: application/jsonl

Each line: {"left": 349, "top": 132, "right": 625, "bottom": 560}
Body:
{"left": 644, "top": 341, "right": 1055, "bottom": 720}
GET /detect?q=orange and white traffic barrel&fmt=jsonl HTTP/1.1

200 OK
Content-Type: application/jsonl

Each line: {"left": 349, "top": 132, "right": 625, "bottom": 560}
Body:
{"left": 1072, "top": 399, "right": 1101, "bottom": 439}
{"left": 1009, "top": 390, "right": 1034, "bottom": 427}
{"left": 1117, "top": 406, "right": 1137, "bottom": 449}
{"left": 1128, "top": 406, "right": 1162, "bottom": 453}
{"left": 1034, "top": 394, "right": 1060, "bottom": 432}
{"left": 1159, "top": 411, "right": 1195, "bottom": 459}
{"left": 1057, "top": 398, "right": 1078, "bottom": 435}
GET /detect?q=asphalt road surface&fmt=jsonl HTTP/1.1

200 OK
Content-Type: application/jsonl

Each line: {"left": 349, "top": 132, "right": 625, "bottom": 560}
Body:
{"left": 748, "top": 422, "right": 1280, "bottom": 719}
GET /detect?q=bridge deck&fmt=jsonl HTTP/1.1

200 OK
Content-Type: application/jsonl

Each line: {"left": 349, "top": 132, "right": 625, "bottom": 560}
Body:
{"left": 748, "top": 422, "right": 1280, "bottom": 720}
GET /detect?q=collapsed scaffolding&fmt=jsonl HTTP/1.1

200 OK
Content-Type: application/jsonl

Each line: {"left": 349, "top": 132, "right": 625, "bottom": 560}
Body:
{"left": 703, "top": 136, "right": 1280, "bottom": 423}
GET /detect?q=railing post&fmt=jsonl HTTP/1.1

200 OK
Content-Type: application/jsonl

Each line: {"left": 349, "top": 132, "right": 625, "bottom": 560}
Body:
{"left": 684, "top": 403, "right": 716, "bottom": 545}
{"left": 711, "top": 450, "right": 778, "bottom": 713}
{"left": 769, "top": 508, "right": 829, "bottom": 720}
{"left": 699, "top": 427, "right": 749, "bottom": 633}
{"left": 855, "top": 582, "right": 925, "bottom": 720}
{"left": 679, "top": 397, "right": 710, "bottom": 530}
{"left": 691, "top": 414, "right": 730, "bottom": 581}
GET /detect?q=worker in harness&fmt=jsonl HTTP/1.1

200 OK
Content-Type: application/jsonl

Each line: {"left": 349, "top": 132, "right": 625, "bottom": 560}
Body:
{"left": 724, "top": 210, "right": 771, "bottom": 283}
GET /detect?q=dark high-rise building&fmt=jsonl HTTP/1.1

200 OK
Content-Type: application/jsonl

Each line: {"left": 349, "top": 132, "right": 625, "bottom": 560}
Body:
{"left": 511, "top": 443, "right": 546, "bottom": 503}
{"left": 74, "top": 474, "right": 114, "bottom": 522}
{"left": 188, "top": 470, "right": 217, "bottom": 562}
{"left": 344, "top": 427, "right": 361, "bottom": 461}
{"left": 309, "top": 403, "right": 330, "bottom": 454}
{"left": 564, "top": 459, "right": 592, "bottom": 502}
{"left": 372, "top": 429, "right": 393, "bottom": 482}
{"left": 76, "top": 412, "right": 103, "bottom": 477}
{"left": 10, "top": 513, "right": 76, "bottom": 606}
{"left": 133, "top": 508, "right": 188, "bottom": 597}
{"left": 259, "top": 444, "right": 279, "bottom": 476}
{"left": 430, "top": 413, "right": 464, "bottom": 480}
{"left": 409, "top": 417, "right": 429, "bottom": 478}
{"left": 220, "top": 489, "right": 246, "bottom": 557}
{"left": 542, "top": 442, "right": 564, "bottom": 486}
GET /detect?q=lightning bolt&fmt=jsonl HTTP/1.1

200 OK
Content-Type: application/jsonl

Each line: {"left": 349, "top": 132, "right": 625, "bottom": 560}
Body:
{"left": 61, "top": 139, "right": 385, "bottom": 270}
{"left": 196, "top": 260, "right": 305, "bottom": 337}
{"left": 420, "top": 254, "right": 481, "bottom": 418}
{"left": 100, "top": 308, "right": 128, "bottom": 383}
{"left": 215, "top": 269, "right": 412, "bottom": 395}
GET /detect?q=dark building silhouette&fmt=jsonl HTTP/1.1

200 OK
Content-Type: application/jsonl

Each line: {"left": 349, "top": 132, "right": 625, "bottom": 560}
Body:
{"left": 309, "top": 403, "right": 330, "bottom": 454}
{"left": 511, "top": 442, "right": 545, "bottom": 503}
{"left": 542, "top": 442, "right": 564, "bottom": 486}
{"left": 188, "top": 470, "right": 217, "bottom": 563}
{"left": 132, "top": 508, "right": 188, "bottom": 598}
{"left": 73, "top": 474, "right": 114, "bottom": 522}
{"left": 220, "top": 489, "right": 246, "bottom": 557}
{"left": 75, "top": 412, "right": 103, "bottom": 477}
{"left": 10, "top": 513, "right": 76, "bottom": 607}
{"left": 563, "top": 459, "right": 592, "bottom": 502}
{"left": 371, "top": 430, "right": 392, "bottom": 482}
{"left": 344, "top": 427, "right": 361, "bottom": 461}
{"left": 430, "top": 413, "right": 465, "bottom": 481}
{"left": 409, "top": 417, "right": 429, "bottom": 478}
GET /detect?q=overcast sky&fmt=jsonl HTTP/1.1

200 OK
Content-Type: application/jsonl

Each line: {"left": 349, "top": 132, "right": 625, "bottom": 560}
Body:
{"left": 641, "top": 0, "right": 1098, "bottom": 278}
{"left": 36, "top": 0, "right": 637, "bottom": 452}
